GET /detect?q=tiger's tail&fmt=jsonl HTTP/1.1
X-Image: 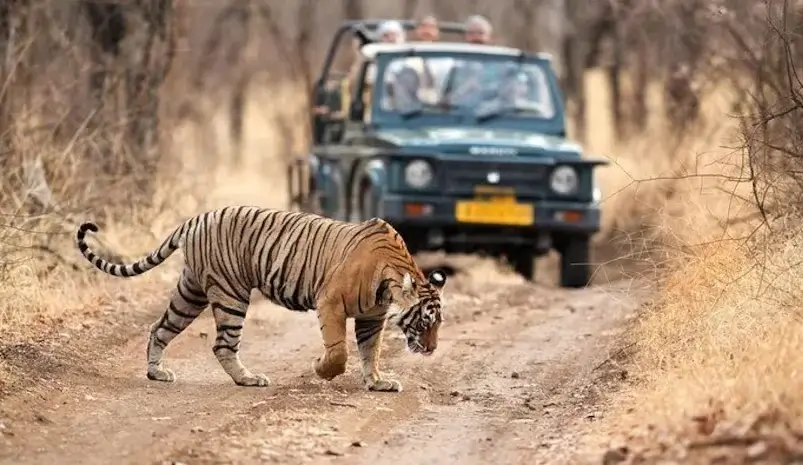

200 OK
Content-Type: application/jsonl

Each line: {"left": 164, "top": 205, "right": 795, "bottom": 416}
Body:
{"left": 75, "top": 219, "right": 190, "bottom": 278}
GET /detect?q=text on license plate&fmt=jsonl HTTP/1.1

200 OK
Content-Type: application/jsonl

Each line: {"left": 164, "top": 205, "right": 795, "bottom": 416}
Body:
{"left": 455, "top": 197, "right": 534, "bottom": 226}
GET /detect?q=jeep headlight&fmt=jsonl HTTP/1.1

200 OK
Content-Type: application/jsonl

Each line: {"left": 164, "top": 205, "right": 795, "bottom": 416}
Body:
{"left": 404, "top": 160, "right": 433, "bottom": 189}
{"left": 549, "top": 165, "right": 578, "bottom": 195}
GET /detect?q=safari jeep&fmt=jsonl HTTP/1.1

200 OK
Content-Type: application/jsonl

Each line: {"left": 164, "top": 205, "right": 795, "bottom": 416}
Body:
{"left": 288, "top": 20, "right": 608, "bottom": 288}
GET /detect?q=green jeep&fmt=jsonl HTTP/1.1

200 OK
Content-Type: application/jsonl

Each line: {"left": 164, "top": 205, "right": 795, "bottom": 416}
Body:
{"left": 288, "top": 20, "right": 608, "bottom": 288}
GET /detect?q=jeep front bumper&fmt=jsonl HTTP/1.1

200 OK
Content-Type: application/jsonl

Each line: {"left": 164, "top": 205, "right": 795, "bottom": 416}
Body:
{"left": 378, "top": 194, "right": 600, "bottom": 251}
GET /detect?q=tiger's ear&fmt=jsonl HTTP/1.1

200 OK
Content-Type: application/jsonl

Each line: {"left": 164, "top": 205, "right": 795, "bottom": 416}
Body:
{"left": 428, "top": 269, "right": 447, "bottom": 289}
{"left": 401, "top": 272, "right": 415, "bottom": 297}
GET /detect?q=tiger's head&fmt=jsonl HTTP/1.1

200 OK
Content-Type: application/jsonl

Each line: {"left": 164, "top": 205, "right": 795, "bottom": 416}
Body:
{"left": 388, "top": 269, "right": 447, "bottom": 356}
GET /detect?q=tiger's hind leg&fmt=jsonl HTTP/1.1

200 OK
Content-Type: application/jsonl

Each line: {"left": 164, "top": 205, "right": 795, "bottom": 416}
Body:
{"left": 147, "top": 267, "right": 209, "bottom": 383}
{"left": 208, "top": 293, "right": 270, "bottom": 387}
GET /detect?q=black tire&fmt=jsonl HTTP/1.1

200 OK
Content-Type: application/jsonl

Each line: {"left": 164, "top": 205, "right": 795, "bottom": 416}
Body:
{"left": 507, "top": 247, "right": 536, "bottom": 282}
{"left": 559, "top": 235, "right": 591, "bottom": 288}
{"left": 359, "top": 183, "right": 379, "bottom": 221}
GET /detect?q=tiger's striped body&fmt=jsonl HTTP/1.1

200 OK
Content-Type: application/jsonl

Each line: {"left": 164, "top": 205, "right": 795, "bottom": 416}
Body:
{"left": 75, "top": 206, "right": 446, "bottom": 392}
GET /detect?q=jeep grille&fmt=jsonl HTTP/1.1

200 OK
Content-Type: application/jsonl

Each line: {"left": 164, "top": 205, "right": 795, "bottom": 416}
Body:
{"left": 442, "top": 159, "right": 551, "bottom": 199}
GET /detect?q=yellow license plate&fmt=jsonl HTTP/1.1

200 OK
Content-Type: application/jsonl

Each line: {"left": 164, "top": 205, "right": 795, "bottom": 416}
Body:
{"left": 455, "top": 197, "right": 534, "bottom": 226}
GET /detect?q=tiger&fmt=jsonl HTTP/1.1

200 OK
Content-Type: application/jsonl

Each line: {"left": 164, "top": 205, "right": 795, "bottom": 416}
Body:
{"left": 75, "top": 206, "right": 447, "bottom": 393}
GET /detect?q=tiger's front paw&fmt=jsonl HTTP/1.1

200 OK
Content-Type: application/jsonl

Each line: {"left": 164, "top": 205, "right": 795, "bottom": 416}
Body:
{"left": 234, "top": 372, "right": 271, "bottom": 387}
{"left": 146, "top": 364, "right": 176, "bottom": 383}
{"left": 366, "top": 378, "right": 403, "bottom": 393}
{"left": 313, "top": 357, "right": 346, "bottom": 381}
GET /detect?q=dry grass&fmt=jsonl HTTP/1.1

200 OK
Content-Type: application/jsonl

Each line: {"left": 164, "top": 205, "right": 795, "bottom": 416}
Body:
{"left": 0, "top": 82, "right": 304, "bottom": 388}
{"left": 635, "top": 227, "right": 803, "bottom": 418}
{"left": 581, "top": 220, "right": 803, "bottom": 463}
{"left": 579, "top": 68, "right": 758, "bottom": 287}
{"left": 574, "top": 73, "right": 803, "bottom": 462}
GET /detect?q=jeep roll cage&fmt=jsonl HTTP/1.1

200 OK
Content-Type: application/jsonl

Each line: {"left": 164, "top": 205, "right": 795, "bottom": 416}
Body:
{"left": 314, "top": 19, "right": 471, "bottom": 92}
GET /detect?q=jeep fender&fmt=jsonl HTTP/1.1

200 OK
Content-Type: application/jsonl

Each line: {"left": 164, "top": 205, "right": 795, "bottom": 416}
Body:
{"left": 348, "top": 157, "right": 386, "bottom": 221}
{"left": 310, "top": 153, "right": 347, "bottom": 219}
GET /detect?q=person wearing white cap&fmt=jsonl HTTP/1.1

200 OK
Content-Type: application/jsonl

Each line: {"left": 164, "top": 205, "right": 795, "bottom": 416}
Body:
{"left": 343, "top": 21, "right": 408, "bottom": 121}
{"left": 377, "top": 20, "right": 406, "bottom": 44}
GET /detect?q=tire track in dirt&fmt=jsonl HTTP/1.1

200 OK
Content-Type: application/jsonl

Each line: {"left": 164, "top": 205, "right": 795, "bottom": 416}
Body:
{"left": 0, "top": 300, "right": 324, "bottom": 465}
{"left": 0, "top": 264, "right": 647, "bottom": 465}
{"left": 157, "top": 274, "right": 648, "bottom": 465}
{"left": 331, "top": 283, "right": 644, "bottom": 465}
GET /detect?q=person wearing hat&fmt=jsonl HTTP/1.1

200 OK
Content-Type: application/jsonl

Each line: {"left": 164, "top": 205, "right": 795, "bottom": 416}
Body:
{"left": 377, "top": 20, "right": 406, "bottom": 43}
{"left": 337, "top": 20, "right": 407, "bottom": 123}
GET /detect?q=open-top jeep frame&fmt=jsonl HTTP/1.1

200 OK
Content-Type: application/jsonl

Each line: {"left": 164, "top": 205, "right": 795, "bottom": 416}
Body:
{"left": 288, "top": 19, "right": 609, "bottom": 288}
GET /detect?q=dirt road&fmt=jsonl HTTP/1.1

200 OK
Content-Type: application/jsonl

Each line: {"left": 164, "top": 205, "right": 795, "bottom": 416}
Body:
{"left": 0, "top": 256, "right": 646, "bottom": 465}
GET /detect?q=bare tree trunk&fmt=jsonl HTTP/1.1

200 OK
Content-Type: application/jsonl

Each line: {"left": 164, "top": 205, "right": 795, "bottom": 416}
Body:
{"left": 781, "top": 0, "right": 795, "bottom": 97}
{"left": 432, "top": 2, "right": 458, "bottom": 22}
{"left": 630, "top": 42, "right": 648, "bottom": 135}
{"left": 106, "top": 0, "right": 176, "bottom": 198}
{"left": 402, "top": 0, "right": 418, "bottom": 19}
{"left": 511, "top": 0, "right": 539, "bottom": 51}
{"left": 609, "top": 21, "right": 623, "bottom": 139}
{"left": 663, "top": 0, "right": 703, "bottom": 133}
{"left": 255, "top": 0, "right": 317, "bottom": 159}
{"left": 563, "top": 0, "right": 586, "bottom": 143}
{"left": 581, "top": 2, "right": 618, "bottom": 140}
{"left": 465, "top": 0, "right": 480, "bottom": 15}
{"left": 161, "top": 0, "right": 190, "bottom": 122}
{"left": 0, "top": 0, "right": 14, "bottom": 166}
{"left": 83, "top": 1, "right": 126, "bottom": 107}
{"left": 225, "top": 0, "right": 250, "bottom": 167}
{"left": 82, "top": 0, "right": 127, "bottom": 174}
{"left": 342, "top": 0, "right": 364, "bottom": 20}
{"left": 294, "top": 0, "right": 316, "bottom": 153}
{"left": 295, "top": 0, "right": 315, "bottom": 90}
{"left": 229, "top": 70, "right": 249, "bottom": 166}
{"left": 126, "top": 1, "right": 173, "bottom": 159}
{"left": 9, "top": 1, "right": 32, "bottom": 119}
{"left": 191, "top": 1, "right": 246, "bottom": 93}
{"left": 795, "top": 3, "right": 803, "bottom": 69}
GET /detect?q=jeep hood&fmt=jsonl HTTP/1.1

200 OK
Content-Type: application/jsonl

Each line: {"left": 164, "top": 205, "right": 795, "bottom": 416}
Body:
{"left": 372, "top": 127, "right": 583, "bottom": 157}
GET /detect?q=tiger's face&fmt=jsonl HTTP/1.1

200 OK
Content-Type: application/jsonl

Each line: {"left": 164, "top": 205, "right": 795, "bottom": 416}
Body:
{"left": 389, "top": 269, "right": 447, "bottom": 356}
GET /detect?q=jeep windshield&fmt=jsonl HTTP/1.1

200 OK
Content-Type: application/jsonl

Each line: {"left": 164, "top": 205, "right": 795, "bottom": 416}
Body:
{"left": 375, "top": 52, "right": 557, "bottom": 123}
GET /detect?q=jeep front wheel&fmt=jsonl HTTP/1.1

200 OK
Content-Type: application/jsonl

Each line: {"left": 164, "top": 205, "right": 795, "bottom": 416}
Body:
{"left": 505, "top": 247, "right": 536, "bottom": 283}
{"left": 558, "top": 235, "right": 591, "bottom": 288}
{"left": 359, "top": 183, "right": 378, "bottom": 221}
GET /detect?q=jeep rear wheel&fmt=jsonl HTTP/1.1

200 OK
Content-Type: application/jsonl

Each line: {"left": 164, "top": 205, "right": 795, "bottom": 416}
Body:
{"left": 558, "top": 235, "right": 591, "bottom": 288}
